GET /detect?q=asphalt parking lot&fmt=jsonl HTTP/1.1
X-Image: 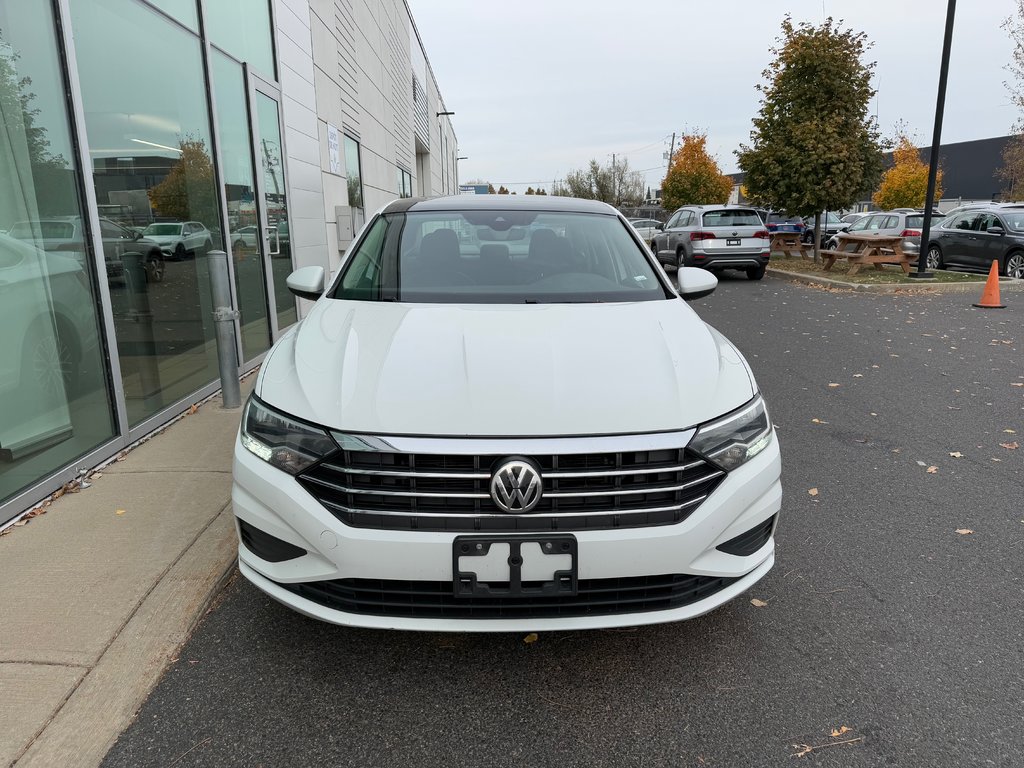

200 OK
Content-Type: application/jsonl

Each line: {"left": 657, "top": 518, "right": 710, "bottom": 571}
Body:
{"left": 102, "top": 273, "right": 1024, "bottom": 768}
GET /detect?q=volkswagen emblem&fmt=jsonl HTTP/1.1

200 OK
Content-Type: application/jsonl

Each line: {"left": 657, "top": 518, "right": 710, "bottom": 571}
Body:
{"left": 490, "top": 459, "right": 543, "bottom": 514}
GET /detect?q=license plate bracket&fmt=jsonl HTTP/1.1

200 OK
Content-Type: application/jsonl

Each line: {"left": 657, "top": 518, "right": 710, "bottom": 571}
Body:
{"left": 453, "top": 535, "right": 578, "bottom": 597}
{"left": 726, "top": 238, "right": 742, "bottom": 246}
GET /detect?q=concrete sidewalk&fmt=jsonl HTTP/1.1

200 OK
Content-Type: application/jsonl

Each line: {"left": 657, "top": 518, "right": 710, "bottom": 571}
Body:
{"left": 0, "top": 385, "right": 249, "bottom": 767}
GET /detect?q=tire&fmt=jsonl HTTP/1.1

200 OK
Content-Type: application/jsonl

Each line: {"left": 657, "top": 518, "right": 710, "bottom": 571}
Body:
{"left": 145, "top": 252, "right": 165, "bottom": 283}
{"left": 1004, "top": 251, "right": 1024, "bottom": 279}
{"left": 746, "top": 265, "right": 766, "bottom": 281}
{"left": 676, "top": 248, "right": 687, "bottom": 270}
{"left": 173, "top": 242, "right": 186, "bottom": 261}
{"left": 21, "top": 315, "right": 81, "bottom": 398}
{"left": 926, "top": 245, "right": 943, "bottom": 270}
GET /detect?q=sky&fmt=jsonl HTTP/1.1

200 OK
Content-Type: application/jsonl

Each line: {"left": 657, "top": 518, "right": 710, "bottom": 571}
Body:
{"left": 408, "top": 0, "right": 1020, "bottom": 195}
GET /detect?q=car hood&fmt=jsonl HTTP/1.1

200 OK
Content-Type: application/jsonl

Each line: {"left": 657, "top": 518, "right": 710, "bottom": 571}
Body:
{"left": 257, "top": 299, "right": 756, "bottom": 437}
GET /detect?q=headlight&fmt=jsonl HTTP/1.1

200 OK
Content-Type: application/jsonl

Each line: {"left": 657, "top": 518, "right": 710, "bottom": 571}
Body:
{"left": 689, "top": 396, "right": 773, "bottom": 471}
{"left": 240, "top": 397, "right": 336, "bottom": 474}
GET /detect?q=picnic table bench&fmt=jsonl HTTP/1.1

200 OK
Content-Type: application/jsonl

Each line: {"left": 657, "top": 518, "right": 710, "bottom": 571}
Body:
{"left": 820, "top": 233, "right": 913, "bottom": 276}
{"left": 769, "top": 231, "right": 808, "bottom": 259}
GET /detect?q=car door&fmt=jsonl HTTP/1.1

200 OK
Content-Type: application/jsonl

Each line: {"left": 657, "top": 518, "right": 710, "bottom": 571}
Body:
{"left": 668, "top": 210, "right": 694, "bottom": 256}
{"left": 936, "top": 213, "right": 975, "bottom": 267}
{"left": 653, "top": 212, "right": 679, "bottom": 255}
{"left": 971, "top": 213, "right": 1005, "bottom": 271}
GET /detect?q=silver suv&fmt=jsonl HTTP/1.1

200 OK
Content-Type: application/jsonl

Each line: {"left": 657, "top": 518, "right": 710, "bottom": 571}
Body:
{"left": 827, "top": 210, "right": 925, "bottom": 257}
{"left": 651, "top": 205, "right": 770, "bottom": 280}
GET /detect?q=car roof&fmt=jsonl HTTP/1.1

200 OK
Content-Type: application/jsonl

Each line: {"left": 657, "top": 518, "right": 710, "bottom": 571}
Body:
{"left": 383, "top": 195, "right": 617, "bottom": 215}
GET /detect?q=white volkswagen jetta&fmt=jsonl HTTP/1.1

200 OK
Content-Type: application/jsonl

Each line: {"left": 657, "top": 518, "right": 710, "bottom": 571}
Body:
{"left": 233, "top": 195, "right": 781, "bottom": 631}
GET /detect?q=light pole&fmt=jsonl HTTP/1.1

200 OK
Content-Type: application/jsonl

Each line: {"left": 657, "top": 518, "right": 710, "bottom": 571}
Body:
{"left": 437, "top": 111, "right": 455, "bottom": 194}
{"left": 910, "top": 0, "right": 956, "bottom": 279}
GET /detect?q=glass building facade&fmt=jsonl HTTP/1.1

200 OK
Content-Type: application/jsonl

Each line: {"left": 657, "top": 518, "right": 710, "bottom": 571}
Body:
{"left": 0, "top": 0, "right": 292, "bottom": 521}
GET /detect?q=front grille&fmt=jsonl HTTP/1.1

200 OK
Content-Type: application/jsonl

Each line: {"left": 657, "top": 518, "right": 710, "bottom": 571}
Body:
{"left": 274, "top": 573, "right": 739, "bottom": 619}
{"left": 297, "top": 445, "right": 725, "bottom": 532}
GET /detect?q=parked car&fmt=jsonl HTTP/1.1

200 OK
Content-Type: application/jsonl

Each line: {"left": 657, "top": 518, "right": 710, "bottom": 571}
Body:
{"left": 826, "top": 210, "right": 926, "bottom": 259}
{"left": 232, "top": 195, "right": 782, "bottom": 631}
{"left": 141, "top": 221, "right": 213, "bottom": 260}
{"left": 756, "top": 210, "right": 805, "bottom": 235}
{"left": 7, "top": 216, "right": 164, "bottom": 284}
{"left": 627, "top": 218, "right": 663, "bottom": 243}
{"left": 801, "top": 212, "right": 848, "bottom": 248}
{"left": 0, "top": 233, "right": 101, "bottom": 457}
{"left": 652, "top": 205, "right": 770, "bottom": 279}
{"left": 925, "top": 206, "right": 1024, "bottom": 278}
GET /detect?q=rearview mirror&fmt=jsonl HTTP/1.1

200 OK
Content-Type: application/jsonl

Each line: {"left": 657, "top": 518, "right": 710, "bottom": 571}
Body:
{"left": 677, "top": 267, "right": 717, "bottom": 301}
{"left": 286, "top": 265, "right": 326, "bottom": 300}
{"left": 988, "top": 226, "right": 1006, "bottom": 236}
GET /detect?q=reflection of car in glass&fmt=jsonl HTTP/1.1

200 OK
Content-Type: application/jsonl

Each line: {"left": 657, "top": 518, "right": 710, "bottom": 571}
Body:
{"left": 232, "top": 226, "right": 260, "bottom": 250}
{"left": 7, "top": 216, "right": 163, "bottom": 284}
{"left": 142, "top": 221, "right": 214, "bottom": 261}
{"left": 0, "top": 233, "right": 101, "bottom": 458}
{"left": 233, "top": 195, "right": 782, "bottom": 631}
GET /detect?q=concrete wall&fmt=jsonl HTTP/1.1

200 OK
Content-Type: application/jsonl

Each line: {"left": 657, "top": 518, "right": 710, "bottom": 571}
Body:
{"left": 302, "top": 0, "right": 458, "bottom": 272}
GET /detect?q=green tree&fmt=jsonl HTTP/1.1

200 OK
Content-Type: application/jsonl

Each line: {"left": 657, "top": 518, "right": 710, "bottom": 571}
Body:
{"left": 148, "top": 137, "right": 218, "bottom": 224}
{"left": 660, "top": 133, "right": 733, "bottom": 209}
{"left": 737, "top": 17, "right": 884, "bottom": 261}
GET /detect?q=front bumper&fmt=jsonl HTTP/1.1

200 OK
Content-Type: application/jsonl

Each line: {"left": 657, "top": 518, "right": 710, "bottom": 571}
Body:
{"left": 232, "top": 432, "right": 782, "bottom": 631}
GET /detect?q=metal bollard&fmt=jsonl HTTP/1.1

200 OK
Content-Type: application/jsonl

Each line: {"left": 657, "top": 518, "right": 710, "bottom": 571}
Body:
{"left": 206, "top": 250, "right": 242, "bottom": 409}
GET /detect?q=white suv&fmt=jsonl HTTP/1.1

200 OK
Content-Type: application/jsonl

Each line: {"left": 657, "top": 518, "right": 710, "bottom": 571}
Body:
{"left": 232, "top": 196, "right": 782, "bottom": 631}
{"left": 141, "top": 221, "right": 213, "bottom": 260}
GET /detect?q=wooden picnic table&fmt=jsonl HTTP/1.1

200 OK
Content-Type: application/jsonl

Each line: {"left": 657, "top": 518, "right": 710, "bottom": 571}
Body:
{"left": 820, "top": 233, "right": 913, "bottom": 276}
{"left": 769, "top": 231, "right": 808, "bottom": 259}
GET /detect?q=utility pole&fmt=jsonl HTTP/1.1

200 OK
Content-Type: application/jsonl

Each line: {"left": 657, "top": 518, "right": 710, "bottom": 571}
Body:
{"left": 611, "top": 153, "right": 616, "bottom": 205}
{"left": 667, "top": 132, "right": 676, "bottom": 174}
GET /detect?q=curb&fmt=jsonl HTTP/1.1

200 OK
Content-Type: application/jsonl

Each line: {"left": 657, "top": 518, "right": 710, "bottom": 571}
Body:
{"left": 766, "top": 267, "right": 1024, "bottom": 294}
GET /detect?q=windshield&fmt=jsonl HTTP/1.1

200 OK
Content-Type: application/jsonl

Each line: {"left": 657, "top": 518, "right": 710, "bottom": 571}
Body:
{"left": 144, "top": 223, "right": 182, "bottom": 235}
{"left": 332, "top": 210, "right": 670, "bottom": 304}
{"left": 1003, "top": 212, "right": 1024, "bottom": 230}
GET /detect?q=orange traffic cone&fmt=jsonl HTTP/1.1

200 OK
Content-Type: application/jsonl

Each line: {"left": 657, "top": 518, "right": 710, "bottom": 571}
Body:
{"left": 973, "top": 260, "right": 1006, "bottom": 309}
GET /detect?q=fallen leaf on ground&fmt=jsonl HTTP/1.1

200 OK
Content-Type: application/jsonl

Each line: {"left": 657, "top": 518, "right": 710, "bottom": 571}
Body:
{"left": 830, "top": 726, "right": 852, "bottom": 737}
{"left": 828, "top": 383, "right": 840, "bottom": 388}
{"left": 523, "top": 633, "right": 538, "bottom": 644}
{"left": 1004, "top": 429, "right": 1017, "bottom": 434}
{"left": 811, "top": 418, "right": 828, "bottom": 424}
{"left": 808, "top": 488, "right": 819, "bottom": 497}
{"left": 915, "top": 460, "right": 927, "bottom": 466}
{"left": 853, "top": 374, "right": 864, "bottom": 378}
{"left": 949, "top": 452, "right": 963, "bottom": 458}
{"left": 955, "top": 529, "right": 974, "bottom": 535}
{"left": 1000, "top": 442, "right": 1019, "bottom": 450}
{"left": 1012, "top": 383, "right": 1024, "bottom": 388}
{"left": 926, "top": 466, "right": 938, "bottom": 474}
{"left": 188, "top": 403, "right": 199, "bottom": 415}
{"left": 115, "top": 509, "right": 126, "bottom": 516}
{"left": 750, "top": 598, "right": 768, "bottom": 608}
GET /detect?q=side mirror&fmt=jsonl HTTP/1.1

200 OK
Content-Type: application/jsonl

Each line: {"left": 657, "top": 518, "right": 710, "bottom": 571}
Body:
{"left": 677, "top": 267, "right": 718, "bottom": 301}
{"left": 655, "top": 223, "right": 664, "bottom": 231}
{"left": 286, "top": 265, "right": 326, "bottom": 300}
{"left": 987, "top": 226, "right": 1006, "bottom": 236}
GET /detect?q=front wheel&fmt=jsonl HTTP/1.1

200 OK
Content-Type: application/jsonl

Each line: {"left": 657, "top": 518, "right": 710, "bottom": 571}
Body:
{"left": 1004, "top": 251, "right": 1024, "bottom": 279}
{"left": 173, "top": 243, "right": 186, "bottom": 261}
{"left": 145, "top": 253, "right": 165, "bottom": 283}
{"left": 926, "top": 245, "right": 943, "bottom": 270}
{"left": 746, "top": 265, "right": 766, "bottom": 281}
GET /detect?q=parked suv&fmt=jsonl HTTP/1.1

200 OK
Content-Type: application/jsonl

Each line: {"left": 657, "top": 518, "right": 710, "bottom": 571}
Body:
{"left": 141, "top": 221, "right": 214, "bottom": 260}
{"left": 926, "top": 206, "right": 1024, "bottom": 277}
{"left": 652, "top": 205, "right": 770, "bottom": 280}
{"left": 232, "top": 195, "right": 782, "bottom": 631}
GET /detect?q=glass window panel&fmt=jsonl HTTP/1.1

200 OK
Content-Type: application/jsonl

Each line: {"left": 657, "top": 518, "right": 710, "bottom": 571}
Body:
{"left": 206, "top": 0, "right": 275, "bottom": 79}
{"left": 0, "top": 3, "right": 116, "bottom": 510}
{"left": 70, "top": 0, "right": 225, "bottom": 427}
{"left": 147, "top": 0, "right": 198, "bottom": 31}
{"left": 211, "top": 51, "right": 271, "bottom": 360}
{"left": 255, "top": 92, "right": 295, "bottom": 330}
{"left": 345, "top": 136, "right": 363, "bottom": 209}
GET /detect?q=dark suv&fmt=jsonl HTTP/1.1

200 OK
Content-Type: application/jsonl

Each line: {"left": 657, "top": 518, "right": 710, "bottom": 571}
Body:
{"left": 651, "top": 205, "right": 770, "bottom": 280}
{"left": 926, "top": 206, "right": 1024, "bottom": 278}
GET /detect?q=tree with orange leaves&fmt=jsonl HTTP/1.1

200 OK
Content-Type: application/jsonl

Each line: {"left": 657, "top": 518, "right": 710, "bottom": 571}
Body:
{"left": 872, "top": 134, "right": 942, "bottom": 210}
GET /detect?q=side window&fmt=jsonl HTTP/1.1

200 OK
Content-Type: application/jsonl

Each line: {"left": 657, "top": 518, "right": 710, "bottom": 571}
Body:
{"left": 665, "top": 212, "right": 681, "bottom": 229}
{"left": 848, "top": 216, "right": 871, "bottom": 232}
{"left": 953, "top": 214, "right": 975, "bottom": 230}
{"left": 976, "top": 214, "right": 1001, "bottom": 232}
{"left": 679, "top": 211, "right": 693, "bottom": 227}
{"left": 99, "top": 220, "right": 121, "bottom": 238}
{"left": 334, "top": 216, "right": 389, "bottom": 300}
{"left": 882, "top": 216, "right": 899, "bottom": 229}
